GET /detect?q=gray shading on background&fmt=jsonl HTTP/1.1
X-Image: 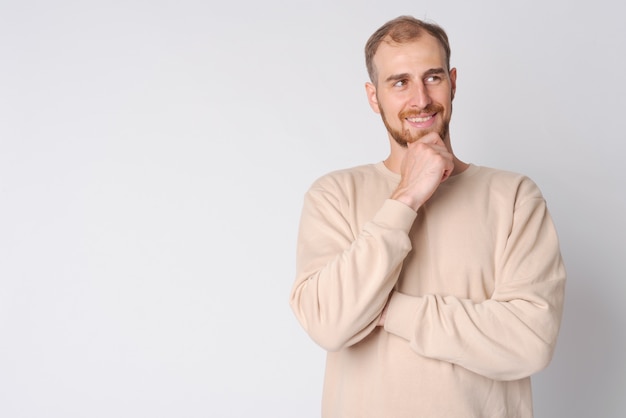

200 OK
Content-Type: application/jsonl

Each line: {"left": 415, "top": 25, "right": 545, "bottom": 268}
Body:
{"left": 1, "top": 1, "right": 624, "bottom": 417}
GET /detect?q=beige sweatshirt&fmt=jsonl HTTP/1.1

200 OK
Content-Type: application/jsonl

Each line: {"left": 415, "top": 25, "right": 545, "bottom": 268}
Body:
{"left": 290, "top": 162, "right": 566, "bottom": 418}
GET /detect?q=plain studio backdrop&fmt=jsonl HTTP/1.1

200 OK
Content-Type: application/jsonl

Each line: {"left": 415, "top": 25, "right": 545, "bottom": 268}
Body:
{"left": 1, "top": 1, "right": 624, "bottom": 417}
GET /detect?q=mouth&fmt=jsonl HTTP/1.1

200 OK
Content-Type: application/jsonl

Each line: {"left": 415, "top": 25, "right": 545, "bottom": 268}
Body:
{"left": 406, "top": 114, "right": 434, "bottom": 123}
{"left": 405, "top": 113, "right": 437, "bottom": 128}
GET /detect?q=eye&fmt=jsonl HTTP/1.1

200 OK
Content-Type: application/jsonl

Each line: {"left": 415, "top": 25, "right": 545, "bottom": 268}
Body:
{"left": 393, "top": 79, "right": 407, "bottom": 88}
{"left": 425, "top": 75, "right": 442, "bottom": 84}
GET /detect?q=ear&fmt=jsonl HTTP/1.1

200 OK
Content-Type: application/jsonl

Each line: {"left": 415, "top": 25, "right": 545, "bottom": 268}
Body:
{"left": 449, "top": 67, "right": 457, "bottom": 100}
{"left": 365, "top": 82, "right": 381, "bottom": 114}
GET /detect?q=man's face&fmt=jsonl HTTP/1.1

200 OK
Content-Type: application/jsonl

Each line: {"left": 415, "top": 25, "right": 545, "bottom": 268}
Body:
{"left": 365, "top": 34, "right": 457, "bottom": 147}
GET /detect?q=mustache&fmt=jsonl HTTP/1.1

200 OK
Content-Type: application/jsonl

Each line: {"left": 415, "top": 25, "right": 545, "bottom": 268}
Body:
{"left": 399, "top": 104, "right": 444, "bottom": 119}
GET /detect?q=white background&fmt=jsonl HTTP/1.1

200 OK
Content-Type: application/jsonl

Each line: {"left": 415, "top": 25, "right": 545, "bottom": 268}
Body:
{"left": 1, "top": 0, "right": 624, "bottom": 417}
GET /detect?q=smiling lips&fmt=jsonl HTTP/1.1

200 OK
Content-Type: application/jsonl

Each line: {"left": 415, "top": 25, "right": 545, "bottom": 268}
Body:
{"left": 405, "top": 113, "right": 436, "bottom": 128}
{"left": 400, "top": 103, "right": 443, "bottom": 129}
{"left": 407, "top": 114, "right": 434, "bottom": 123}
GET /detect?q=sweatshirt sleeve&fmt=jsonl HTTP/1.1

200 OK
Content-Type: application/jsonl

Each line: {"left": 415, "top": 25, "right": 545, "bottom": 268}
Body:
{"left": 384, "top": 185, "right": 566, "bottom": 381}
{"left": 290, "top": 180, "right": 416, "bottom": 352}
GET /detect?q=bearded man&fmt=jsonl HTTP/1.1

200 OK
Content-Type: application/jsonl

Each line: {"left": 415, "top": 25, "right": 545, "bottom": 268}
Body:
{"left": 290, "top": 15, "right": 566, "bottom": 418}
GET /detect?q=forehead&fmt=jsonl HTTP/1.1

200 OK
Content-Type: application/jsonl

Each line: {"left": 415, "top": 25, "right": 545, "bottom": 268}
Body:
{"left": 373, "top": 34, "right": 447, "bottom": 78}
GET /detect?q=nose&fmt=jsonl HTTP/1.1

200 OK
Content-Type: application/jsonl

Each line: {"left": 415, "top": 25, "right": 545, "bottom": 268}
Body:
{"left": 408, "top": 83, "right": 432, "bottom": 109}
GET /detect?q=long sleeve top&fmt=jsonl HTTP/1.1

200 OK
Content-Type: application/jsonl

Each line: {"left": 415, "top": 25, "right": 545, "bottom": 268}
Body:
{"left": 290, "top": 162, "right": 566, "bottom": 418}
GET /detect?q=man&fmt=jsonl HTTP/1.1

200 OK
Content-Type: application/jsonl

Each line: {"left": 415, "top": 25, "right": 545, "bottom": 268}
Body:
{"left": 290, "top": 15, "right": 566, "bottom": 418}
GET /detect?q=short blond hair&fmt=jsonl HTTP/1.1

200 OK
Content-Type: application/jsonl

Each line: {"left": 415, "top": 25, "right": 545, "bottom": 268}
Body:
{"left": 365, "top": 16, "right": 451, "bottom": 84}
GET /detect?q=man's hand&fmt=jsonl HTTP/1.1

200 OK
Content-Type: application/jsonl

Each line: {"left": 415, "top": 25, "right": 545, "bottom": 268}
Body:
{"left": 391, "top": 132, "right": 454, "bottom": 211}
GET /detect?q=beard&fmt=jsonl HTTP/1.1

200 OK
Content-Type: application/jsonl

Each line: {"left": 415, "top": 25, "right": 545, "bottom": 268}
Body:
{"left": 380, "top": 102, "right": 450, "bottom": 148}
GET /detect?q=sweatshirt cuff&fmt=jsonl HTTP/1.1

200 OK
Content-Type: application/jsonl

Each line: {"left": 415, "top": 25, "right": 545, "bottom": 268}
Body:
{"left": 384, "top": 291, "right": 421, "bottom": 341}
{"left": 372, "top": 199, "right": 418, "bottom": 232}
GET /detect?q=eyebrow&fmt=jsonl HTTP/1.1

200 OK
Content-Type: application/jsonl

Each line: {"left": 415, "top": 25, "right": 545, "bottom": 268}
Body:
{"left": 424, "top": 68, "right": 446, "bottom": 77}
{"left": 385, "top": 72, "right": 411, "bottom": 83}
{"left": 384, "top": 68, "right": 446, "bottom": 83}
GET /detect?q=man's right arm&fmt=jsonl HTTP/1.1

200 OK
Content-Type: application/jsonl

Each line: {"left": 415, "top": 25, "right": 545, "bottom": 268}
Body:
{"left": 289, "top": 182, "right": 416, "bottom": 352}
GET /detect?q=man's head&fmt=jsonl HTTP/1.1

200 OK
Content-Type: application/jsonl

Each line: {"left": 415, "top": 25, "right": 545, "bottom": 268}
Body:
{"left": 365, "top": 16, "right": 451, "bottom": 85}
{"left": 364, "top": 16, "right": 456, "bottom": 147}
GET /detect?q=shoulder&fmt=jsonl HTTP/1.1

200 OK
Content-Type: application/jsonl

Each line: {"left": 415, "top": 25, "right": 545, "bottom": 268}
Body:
{"left": 308, "top": 163, "right": 390, "bottom": 193}
{"left": 469, "top": 165, "right": 545, "bottom": 206}
{"left": 302, "top": 163, "right": 396, "bottom": 213}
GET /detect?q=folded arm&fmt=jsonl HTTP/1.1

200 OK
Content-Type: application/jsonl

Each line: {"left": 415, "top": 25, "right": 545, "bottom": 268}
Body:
{"left": 383, "top": 195, "right": 566, "bottom": 380}
{"left": 290, "top": 184, "right": 416, "bottom": 351}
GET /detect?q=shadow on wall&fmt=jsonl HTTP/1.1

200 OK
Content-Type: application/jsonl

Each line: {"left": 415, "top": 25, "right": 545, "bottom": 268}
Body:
{"left": 532, "top": 244, "right": 625, "bottom": 417}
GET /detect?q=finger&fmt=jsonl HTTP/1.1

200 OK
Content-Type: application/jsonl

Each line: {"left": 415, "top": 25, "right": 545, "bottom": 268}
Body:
{"left": 441, "top": 158, "right": 455, "bottom": 182}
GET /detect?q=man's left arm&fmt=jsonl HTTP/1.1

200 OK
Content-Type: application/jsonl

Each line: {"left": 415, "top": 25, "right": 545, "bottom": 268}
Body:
{"left": 382, "top": 194, "right": 566, "bottom": 381}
